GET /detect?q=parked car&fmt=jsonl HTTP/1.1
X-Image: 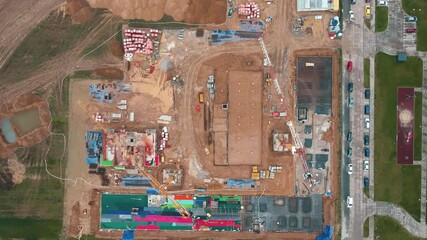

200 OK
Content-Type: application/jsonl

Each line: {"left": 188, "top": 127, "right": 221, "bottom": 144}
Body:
{"left": 347, "top": 147, "right": 353, "bottom": 157}
{"left": 347, "top": 131, "right": 353, "bottom": 142}
{"left": 348, "top": 83, "right": 354, "bottom": 92}
{"left": 405, "top": 16, "right": 418, "bottom": 22}
{"left": 348, "top": 97, "right": 354, "bottom": 107}
{"left": 364, "top": 105, "right": 370, "bottom": 115}
{"left": 363, "top": 160, "right": 369, "bottom": 171}
{"left": 365, "top": 117, "right": 370, "bottom": 128}
{"left": 347, "top": 196, "right": 353, "bottom": 208}
{"left": 365, "top": 89, "right": 370, "bottom": 99}
{"left": 365, "top": 0, "right": 371, "bottom": 2}
{"left": 348, "top": 164, "right": 353, "bottom": 175}
{"left": 365, "top": 6, "right": 371, "bottom": 17}
{"left": 349, "top": 11, "right": 355, "bottom": 22}
{"left": 378, "top": 0, "right": 388, "bottom": 6}
{"left": 351, "top": 0, "right": 356, "bottom": 5}
{"left": 406, "top": 28, "right": 417, "bottom": 33}
{"left": 364, "top": 135, "right": 370, "bottom": 146}
{"left": 364, "top": 177, "right": 370, "bottom": 188}
{"left": 364, "top": 147, "right": 370, "bottom": 157}
{"left": 347, "top": 61, "right": 353, "bottom": 72}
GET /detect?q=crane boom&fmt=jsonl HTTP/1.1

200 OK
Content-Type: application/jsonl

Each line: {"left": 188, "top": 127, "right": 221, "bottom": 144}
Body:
{"left": 77, "top": 100, "right": 191, "bottom": 218}
{"left": 287, "top": 121, "right": 310, "bottom": 175}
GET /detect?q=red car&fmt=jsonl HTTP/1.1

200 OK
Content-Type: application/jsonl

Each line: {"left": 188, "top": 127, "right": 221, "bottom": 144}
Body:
{"left": 347, "top": 61, "right": 353, "bottom": 72}
{"left": 406, "top": 28, "right": 416, "bottom": 33}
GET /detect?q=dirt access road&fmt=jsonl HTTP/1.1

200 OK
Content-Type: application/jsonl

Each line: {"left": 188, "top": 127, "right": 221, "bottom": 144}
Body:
{"left": 0, "top": 15, "right": 122, "bottom": 103}
{"left": 0, "top": 0, "right": 62, "bottom": 69}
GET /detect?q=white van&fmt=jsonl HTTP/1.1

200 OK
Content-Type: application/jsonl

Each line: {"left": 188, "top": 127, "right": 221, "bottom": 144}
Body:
{"left": 365, "top": 118, "right": 370, "bottom": 129}
{"left": 347, "top": 196, "right": 353, "bottom": 208}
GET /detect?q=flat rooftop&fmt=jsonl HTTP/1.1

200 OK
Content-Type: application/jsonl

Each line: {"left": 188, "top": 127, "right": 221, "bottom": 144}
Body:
{"left": 228, "top": 70, "right": 262, "bottom": 165}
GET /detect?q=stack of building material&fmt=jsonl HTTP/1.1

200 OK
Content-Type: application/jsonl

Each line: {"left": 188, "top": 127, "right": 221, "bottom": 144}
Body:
{"left": 238, "top": 2, "right": 260, "bottom": 19}
{"left": 123, "top": 28, "right": 161, "bottom": 55}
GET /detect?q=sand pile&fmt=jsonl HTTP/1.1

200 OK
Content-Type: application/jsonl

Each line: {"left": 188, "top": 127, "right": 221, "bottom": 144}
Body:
{"left": 66, "top": 0, "right": 93, "bottom": 24}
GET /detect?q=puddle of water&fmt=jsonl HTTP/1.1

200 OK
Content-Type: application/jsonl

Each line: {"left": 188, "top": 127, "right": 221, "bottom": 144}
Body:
{"left": 11, "top": 109, "right": 41, "bottom": 134}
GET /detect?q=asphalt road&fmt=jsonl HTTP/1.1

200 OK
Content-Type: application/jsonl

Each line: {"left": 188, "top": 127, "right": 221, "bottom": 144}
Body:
{"left": 341, "top": 0, "right": 370, "bottom": 239}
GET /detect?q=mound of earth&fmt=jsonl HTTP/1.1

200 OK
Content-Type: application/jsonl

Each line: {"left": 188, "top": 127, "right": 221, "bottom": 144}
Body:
{"left": 66, "top": 0, "right": 93, "bottom": 24}
{"left": 86, "top": 0, "right": 226, "bottom": 24}
{"left": 0, "top": 154, "right": 26, "bottom": 189}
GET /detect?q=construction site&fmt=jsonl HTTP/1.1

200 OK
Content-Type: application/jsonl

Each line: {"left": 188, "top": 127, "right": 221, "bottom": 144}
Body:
{"left": 60, "top": 0, "right": 342, "bottom": 239}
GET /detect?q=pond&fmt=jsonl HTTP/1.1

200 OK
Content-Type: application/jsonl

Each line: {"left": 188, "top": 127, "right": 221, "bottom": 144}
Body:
{"left": 10, "top": 109, "right": 41, "bottom": 134}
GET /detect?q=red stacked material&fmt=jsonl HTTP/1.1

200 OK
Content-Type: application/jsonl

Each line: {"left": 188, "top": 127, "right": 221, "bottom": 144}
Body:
{"left": 238, "top": 2, "right": 260, "bottom": 19}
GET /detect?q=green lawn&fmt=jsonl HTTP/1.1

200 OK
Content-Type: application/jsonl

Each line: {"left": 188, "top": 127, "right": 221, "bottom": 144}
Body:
{"left": 0, "top": 218, "right": 62, "bottom": 239}
{"left": 402, "top": 0, "right": 427, "bottom": 51}
{"left": 364, "top": 58, "right": 370, "bottom": 88}
{"left": 375, "top": 216, "right": 427, "bottom": 239}
{"left": 375, "top": 3, "right": 389, "bottom": 32}
{"left": 364, "top": 19, "right": 372, "bottom": 29}
{"left": 374, "top": 52, "right": 423, "bottom": 221}
{"left": 414, "top": 92, "right": 423, "bottom": 160}
{"left": 363, "top": 218, "right": 369, "bottom": 237}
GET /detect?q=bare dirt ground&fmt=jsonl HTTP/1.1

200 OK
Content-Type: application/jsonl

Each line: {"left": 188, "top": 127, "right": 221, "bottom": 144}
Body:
{"left": 0, "top": 0, "right": 62, "bottom": 69}
{"left": 0, "top": 94, "right": 52, "bottom": 158}
{"left": 64, "top": 79, "right": 105, "bottom": 236}
{"left": 87, "top": 0, "right": 226, "bottom": 24}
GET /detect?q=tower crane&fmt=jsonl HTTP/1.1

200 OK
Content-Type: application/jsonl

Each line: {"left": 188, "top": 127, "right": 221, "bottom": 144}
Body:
{"left": 287, "top": 121, "right": 311, "bottom": 176}
{"left": 257, "top": 39, "right": 312, "bottom": 179}
{"left": 77, "top": 100, "right": 191, "bottom": 218}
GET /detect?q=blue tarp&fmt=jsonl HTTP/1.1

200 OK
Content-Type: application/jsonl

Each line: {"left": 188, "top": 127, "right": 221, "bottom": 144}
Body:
{"left": 226, "top": 179, "right": 255, "bottom": 188}
{"left": 122, "top": 230, "right": 134, "bottom": 240}
{"left": 85, "top": 131, "right": 103, "bottom": 165}
{"left": 315, "top": 225, "right": 334, "bottom": 240}
{"left": 89, "top": 83, "right": 132, "bottom": 103}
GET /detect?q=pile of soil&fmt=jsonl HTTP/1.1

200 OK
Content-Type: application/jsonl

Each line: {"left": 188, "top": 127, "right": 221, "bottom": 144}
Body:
{"left": 109, "top": 40, "right": 124, "bottom": 58}
{"left": 87, "top": 0, "right": 226, "bottom": 24}
{"left": 66, "top": 0, "right": 93, "bottom": 24}
{"left": 0, "top": 154, "right": 26, "bottom": 189}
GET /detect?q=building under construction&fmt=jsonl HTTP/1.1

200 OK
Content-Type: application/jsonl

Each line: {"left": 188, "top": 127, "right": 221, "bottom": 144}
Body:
{"left": 101, "top": 129, "right": 158, "bottom": 167}
{"left": 212, "top": 70, "right": 263, "bottom": 166}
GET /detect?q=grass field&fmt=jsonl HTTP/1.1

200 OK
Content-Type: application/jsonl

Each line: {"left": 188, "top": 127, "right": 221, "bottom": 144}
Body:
{"left": 374, "top": 52, "right": 423, "bottom": 221}
{"left": 414, "top": 92, "right": 423, "bottom": 160}
{"left": 375, "top": 3, "right": 389, "bottom": 32}
{"left": 363, "top": 219, "right": 369, "bottom": 237}
{"left": 0, "top": 11, "right": 105, "bottom": 84}
{"left": 0, "top": 218, "right": 62, "bottom": 239}
{"left": 375, "top": 216, "right": 426, "bottom": 239}
{"left": 364, "top": 19, "right": 371, "bottom": 29}
{"left": 364, "top": 58, "right": 370, "bottom": 88}
{"left": 0, "top": 78, "right": 70, "bottom": 239}
{"left": 402, "top": 0, "right": 427, "bottom": 51}
{"left": 128, "top": 14, "right": 200, "bottom": 29}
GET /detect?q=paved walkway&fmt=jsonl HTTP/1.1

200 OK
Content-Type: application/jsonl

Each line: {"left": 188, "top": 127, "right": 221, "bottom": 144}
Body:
{"left": 363, "top": 197, "right": 427, "bottom": 238}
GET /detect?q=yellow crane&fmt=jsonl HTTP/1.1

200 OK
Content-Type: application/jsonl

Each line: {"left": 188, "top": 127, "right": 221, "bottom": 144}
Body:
{"left": 77, "top": 100, "right": 191, "bottom": 218}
